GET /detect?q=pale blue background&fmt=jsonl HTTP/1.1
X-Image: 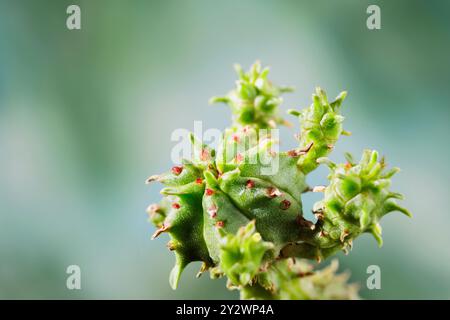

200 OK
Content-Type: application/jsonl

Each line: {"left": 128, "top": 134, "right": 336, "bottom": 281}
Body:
{"left": 0, "top": 0, "right": 449, "bottom": 299}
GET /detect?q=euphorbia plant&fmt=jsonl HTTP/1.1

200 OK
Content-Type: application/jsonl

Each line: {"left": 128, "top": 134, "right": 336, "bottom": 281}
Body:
{"left": 145, "top": 61, "right": 410, "bottom": 299}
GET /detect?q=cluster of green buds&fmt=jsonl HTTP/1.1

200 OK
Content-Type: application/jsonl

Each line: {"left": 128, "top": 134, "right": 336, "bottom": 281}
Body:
{"left": 210, "top": 61, "right": 293, "bottom": 129}
{"left": 145, "top": 62, "right": 410, "bottom": 299}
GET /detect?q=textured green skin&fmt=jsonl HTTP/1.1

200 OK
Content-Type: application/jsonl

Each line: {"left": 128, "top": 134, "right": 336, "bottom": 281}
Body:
{"left": 149, "top": 129, "right": 311, "bottom": 288}
{"left": 146, "top": 62, "right": 410, "bottom": 298}
{"left": 147, "top": 162, "right": 213, "bottom": 287}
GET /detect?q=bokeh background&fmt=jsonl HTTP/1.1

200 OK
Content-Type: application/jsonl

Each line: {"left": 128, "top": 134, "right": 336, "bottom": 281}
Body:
{"left": 1, "top": 0, "right": 449, "bottom": 299}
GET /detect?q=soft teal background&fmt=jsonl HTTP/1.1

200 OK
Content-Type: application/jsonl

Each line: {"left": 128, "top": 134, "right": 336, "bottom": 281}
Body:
{"left": 0, "top": 0, "right": 449, "bottom": 299}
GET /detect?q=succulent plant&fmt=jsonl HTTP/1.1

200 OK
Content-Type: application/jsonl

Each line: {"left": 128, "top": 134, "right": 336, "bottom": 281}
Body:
{"left": 145, "top": 61, "right": 410, "bottom": 299}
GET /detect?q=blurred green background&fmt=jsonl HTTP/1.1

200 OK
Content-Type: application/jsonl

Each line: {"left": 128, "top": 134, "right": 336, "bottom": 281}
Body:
{"left": 1, "top": 0, "right": 449, "bottom": 299}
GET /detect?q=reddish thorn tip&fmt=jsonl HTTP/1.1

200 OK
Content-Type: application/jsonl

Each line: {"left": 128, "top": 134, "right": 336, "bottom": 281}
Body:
{"left": 208, "top": 205, "right": 217, "bottom": 218}
{"left": 216, "top": 221, "right": 225, "bottom": 228}
{"left": 287, "top": 150, "right": 298, "bottom": 157}
{"left": 206, "top": 188, "right": 214, "bottom": 196}
{"left": 301, "top": 142, "right": 314, "bottom": 153}
{"left": 171, "top": 166, "right": 183, "bottom": 175}
{"left": 195, "top": 178, "right": 203, "bottom": 184}
{"left": 172, "top": 203, "right": 181, "bottom": 209}
{"left": 267, "top": 187, "right": 282, "bottom": 198}
{"left": 246, "top": 179, "right": 255, "bottom": 189}
{"left": 280, "top": 199, "right": 291, "bottom": 210}
{"left": 232, "top": 134, "right": 240, "bottom": 143}
{"left": 152, "top": 225, "right": 169, "bottom": 239}
{"left": 319, "top": 230, "right": 327, "bottom": 237}
{"left": 200, "top": 149, "right": 210, "bottom": 161}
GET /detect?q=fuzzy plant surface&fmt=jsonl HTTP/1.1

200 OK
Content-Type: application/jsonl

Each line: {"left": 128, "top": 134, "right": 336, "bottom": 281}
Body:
{"left": 145, "top": 61, "right": 410, "bottom": 300}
